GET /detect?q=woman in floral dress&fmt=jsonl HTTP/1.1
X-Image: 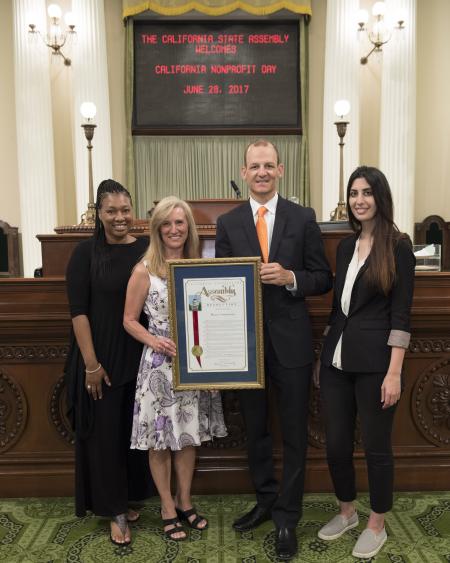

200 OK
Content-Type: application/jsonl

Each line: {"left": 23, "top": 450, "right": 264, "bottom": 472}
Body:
{"left": 124, "top": 196, "right": 227, "bottom": 540}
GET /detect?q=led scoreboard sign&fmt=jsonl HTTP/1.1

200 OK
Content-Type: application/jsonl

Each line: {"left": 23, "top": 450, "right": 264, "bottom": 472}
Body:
{"left": 133, "top": 21, "right": 300, "bottom": 133}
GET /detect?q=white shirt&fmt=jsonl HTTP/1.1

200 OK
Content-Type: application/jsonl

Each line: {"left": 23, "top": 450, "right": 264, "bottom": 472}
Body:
{"left": 249, "top": 193, "right": 297, "bottom": 292}
{"left": 332, "top": 238, "right": 366, "bottom": 370}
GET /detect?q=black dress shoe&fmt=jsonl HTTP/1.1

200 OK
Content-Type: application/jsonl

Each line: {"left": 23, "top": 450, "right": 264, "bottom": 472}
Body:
{"left": 275, "top": 527, "right": 298, "bottom": 560}
{"left": 232, "top": 504, "right": 272, "bottom": 531}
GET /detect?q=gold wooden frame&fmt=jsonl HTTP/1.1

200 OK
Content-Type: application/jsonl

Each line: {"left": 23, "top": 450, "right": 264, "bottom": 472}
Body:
{"left": 167, "top": 257, "right": 264, "bottom": 390}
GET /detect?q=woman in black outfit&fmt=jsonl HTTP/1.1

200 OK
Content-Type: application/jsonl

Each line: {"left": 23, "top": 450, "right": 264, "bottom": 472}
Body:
{"left": 315, "top": 167, "right": 415, "bottom": 559}
{"left": 65, "top": 179, "right": 153, "bottom": 546}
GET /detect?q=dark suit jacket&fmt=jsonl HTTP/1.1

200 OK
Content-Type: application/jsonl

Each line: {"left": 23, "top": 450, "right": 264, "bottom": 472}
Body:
{"left": 321, "top": 234, "right": 415, "bottom": 372}
{"left": 215, "top": 196, "right": 332, "bottom": 368}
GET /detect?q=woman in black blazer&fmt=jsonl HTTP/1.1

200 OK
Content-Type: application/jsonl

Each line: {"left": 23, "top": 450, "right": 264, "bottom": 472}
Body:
{"left": 315, "top": 166, "right": 415, "bottom": 559}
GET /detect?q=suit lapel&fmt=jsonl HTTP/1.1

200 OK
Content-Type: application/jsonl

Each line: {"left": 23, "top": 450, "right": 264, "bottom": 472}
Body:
{"left": 241, "top": 201, "right": 262, "bottom": 258}
{"left": 269, "top": 196, "right": 287, "bottom": 262}
{"left": 348, "top": 258, "right": 371, "bottom": 316}
{"left": 353, "top": 258, "right": 369, "bottom": 286}
{"left": 336, "top": 235, "right": 372, "bottom": 317}
{"left": 334, "top": 235, "right": 357, "bottom": 302}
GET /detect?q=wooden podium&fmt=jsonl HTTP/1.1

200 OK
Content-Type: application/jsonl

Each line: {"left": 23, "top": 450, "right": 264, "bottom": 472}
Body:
{"left": 37, "top": 199, "right": 246, "bottom": 277}
{"left": 1, "top": 201, "right": 449, "bottom": 497}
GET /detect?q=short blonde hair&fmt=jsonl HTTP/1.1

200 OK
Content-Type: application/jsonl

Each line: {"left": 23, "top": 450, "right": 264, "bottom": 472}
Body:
{"left": 143, "top": 196, "right": 200, "bottom": 277}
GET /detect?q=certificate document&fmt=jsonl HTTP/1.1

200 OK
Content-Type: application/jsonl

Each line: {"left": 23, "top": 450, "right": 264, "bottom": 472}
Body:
{"left": 183, "top": 277, "right": 247, "bottom": 373}
{"left": 167, "top": 257, "right": 264, "bottom": 390}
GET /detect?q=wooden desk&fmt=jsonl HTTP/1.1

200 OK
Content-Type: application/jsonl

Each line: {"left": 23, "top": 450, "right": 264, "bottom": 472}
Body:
{"left": 3, "top": 206, "right": 448, "bottom": 496}
{"left": 37, "top": 198, "right": 245, "bottom": 277}
{"left": 0, "top": 273, "right": 449, "bottom": 497}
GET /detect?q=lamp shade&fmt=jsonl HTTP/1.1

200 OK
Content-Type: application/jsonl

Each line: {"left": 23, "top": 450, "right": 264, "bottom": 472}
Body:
{"left": 47, "top": 4, "right": 62, "bottom": 19}
{"left": 64, "top": 11, "right": 76, "bottom": 26}
{"left": 396, "top": 8, "right": 407, "bottom": 24}
{"left": 334, "top": 99, "right": 351, "bottom": 119}
{"left": 372, "top": 1, "right": 386, "bottom": 17}
{"left": 357, "top": 9, "right": 369, "bottom": 25}
{"left": 80, "top": 102, "right": 97, "bottom": 120}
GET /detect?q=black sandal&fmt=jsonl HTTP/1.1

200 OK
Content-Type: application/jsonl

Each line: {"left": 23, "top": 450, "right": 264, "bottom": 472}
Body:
{"left": 162, "top": 516, "right": 187, "bottom": 541}
{"left": 176, "top": 507, "right": 208, "bottom": 530}
{"left": 110, "top": 513, "right": 131, "bottom": 546}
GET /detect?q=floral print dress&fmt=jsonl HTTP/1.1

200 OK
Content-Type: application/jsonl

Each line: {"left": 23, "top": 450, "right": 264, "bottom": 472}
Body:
{"left": 131, "top": 271, "right": 227, "bottom": 451}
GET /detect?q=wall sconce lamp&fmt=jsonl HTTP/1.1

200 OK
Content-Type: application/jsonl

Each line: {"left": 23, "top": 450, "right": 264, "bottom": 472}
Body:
{"left": 79, "top": 102, "right": 97, "bottom": 227}
{"left": 28, "top": 4, "right": 76, "bottom": 66}
{"left": 357, "top": 1, "right": 405, "bottom": 65}
{"left": 330, "top": 100, "right": 350, "bottom": 222}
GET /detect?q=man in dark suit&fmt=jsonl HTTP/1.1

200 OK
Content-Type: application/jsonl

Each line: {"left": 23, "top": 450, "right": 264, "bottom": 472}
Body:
{"left": 215, "top": 139, "right": 332, "bottom": 560}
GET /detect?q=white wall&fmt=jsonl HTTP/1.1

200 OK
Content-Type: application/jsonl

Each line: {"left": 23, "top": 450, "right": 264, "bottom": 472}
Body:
{"left": 1, "top": 0, "right": 449, "bottom": 244}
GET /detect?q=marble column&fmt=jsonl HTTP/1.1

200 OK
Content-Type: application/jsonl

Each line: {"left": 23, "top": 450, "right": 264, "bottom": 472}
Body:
{"left": 322, "top": 0, "right": 360, "bottom": 221}
{"left": 72, "top": 0, "right": 112, "bottom": 220}
{"left": 13, "top": 0, "right": 58, "bottom": 277}
{"left": 379, "top": 0, "right": 416, "bottom": 236}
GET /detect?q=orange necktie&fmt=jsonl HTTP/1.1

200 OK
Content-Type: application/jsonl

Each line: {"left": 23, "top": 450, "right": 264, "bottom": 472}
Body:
{"left": 256, "top": 206, "right": 269, "bottom": 263}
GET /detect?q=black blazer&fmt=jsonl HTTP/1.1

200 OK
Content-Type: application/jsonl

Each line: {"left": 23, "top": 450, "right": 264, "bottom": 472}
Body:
{"left": 321, "top": 234, "right": 415, "bottom": 373}
{"left": 215, "top": 196, "right": 332, "bottom": 368}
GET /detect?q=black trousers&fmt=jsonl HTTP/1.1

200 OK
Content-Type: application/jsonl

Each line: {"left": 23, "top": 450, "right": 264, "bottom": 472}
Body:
{"left": 75, "top": 380, "right": 154, "bottom": 517}
{"left": 320, "top": 364, "right": 398, "bottom": 514}
{"left": 238, "top": 337, "right": 311, "bottom": 528}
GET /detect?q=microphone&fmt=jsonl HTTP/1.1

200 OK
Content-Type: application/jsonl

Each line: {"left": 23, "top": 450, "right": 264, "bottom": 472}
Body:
{"left": 230, "top": 180, "right": 242, "bottom": 199}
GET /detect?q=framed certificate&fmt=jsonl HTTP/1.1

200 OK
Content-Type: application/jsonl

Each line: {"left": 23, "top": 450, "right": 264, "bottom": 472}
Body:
{"left": 167, "top": 257, "right": 264, "bottom": 390}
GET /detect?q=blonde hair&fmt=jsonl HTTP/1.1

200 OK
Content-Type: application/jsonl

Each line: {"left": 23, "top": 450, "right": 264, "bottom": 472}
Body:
{"left": 143, "top": 196, "right": 200, "bottom": 277}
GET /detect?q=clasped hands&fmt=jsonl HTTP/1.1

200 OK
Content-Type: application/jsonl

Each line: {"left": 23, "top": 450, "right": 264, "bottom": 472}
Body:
{"left": 259, "top": 262, "right": 294, "bottom": 286}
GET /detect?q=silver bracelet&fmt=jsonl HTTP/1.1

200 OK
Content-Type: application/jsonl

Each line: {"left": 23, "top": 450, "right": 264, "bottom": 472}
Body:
{"left": 85, "top": 363, "right": 102, "bottom": 374}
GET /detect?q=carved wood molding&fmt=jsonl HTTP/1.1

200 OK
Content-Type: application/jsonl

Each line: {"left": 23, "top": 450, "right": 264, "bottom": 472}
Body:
{"left": 53, "top": 224, "right": 146, "bottom": 234}
{"left": 0, "top": 345, "right": 69, "bottom": 362}
{"left": 409, "top": 339, "right": 450, "bottom": 353}
{"left": 202, "top": 390, "right": 247, "bottom": 449}
{"left": 0, "top": 370, "right": 28, "bottom": 452}
{"left": 412, "top": 358, "right": 450, "bottom": 446}
{"left": 307, "top": 386, "right": 362, "bottom": 449}
{"left": 308, "top": 386, "right": 326, "bottom": 448}
{"left": 49, "top": 375, "right": 74, "bottom": 446}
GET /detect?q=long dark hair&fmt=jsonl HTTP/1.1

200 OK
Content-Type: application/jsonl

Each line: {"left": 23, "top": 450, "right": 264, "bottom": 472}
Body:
{"left": 91, "top": 179, "right": 132, "bottom": 278}
{"left": 346, "top": 166, "right": 407, "bottom": 295}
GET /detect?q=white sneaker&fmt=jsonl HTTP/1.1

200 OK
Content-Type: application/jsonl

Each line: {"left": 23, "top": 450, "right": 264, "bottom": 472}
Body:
{"left": 318, "top": 512, "right": 359, "bottom": 541}
{"left": 352, "top": 528, "right": 387, "bottom": 559}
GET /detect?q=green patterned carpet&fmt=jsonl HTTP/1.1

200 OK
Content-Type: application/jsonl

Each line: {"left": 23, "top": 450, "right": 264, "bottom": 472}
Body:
{"left": 0, "top": 493, "right": 449, "bottom": 562}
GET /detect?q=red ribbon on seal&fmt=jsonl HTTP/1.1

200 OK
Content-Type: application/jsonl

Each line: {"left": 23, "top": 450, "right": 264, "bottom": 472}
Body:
{"left": 192, "top": 308, "right": 202, "bottom": 367}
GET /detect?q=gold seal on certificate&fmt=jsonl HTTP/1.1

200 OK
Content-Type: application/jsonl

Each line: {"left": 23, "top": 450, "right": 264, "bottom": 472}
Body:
{"left": 191, "top": 345, "right": 203, "bottom": 358}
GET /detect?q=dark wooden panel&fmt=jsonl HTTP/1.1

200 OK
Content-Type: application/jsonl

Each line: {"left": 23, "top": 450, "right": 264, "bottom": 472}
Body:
{"left": 0, "top": 220, "right": 20, "bottom": 277}
{"left": 415, "top": 214, "right": 450, "bottom": 270}
{"left": 1, "top": 270, "right": 449, "bottom": 497}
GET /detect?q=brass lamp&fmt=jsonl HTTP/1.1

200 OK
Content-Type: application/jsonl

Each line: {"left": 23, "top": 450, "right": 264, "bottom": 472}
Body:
{"left": 79, "top": 102, "right": 97, "bottom": 226}
{"left": 28, "top": 3, "right": 76, "bottom": 66}
{"left": 357, "top": 1, "right": 406, "bottom": 65}
{"left": 330, "top": 99, "right": 350, "bottom": 222}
